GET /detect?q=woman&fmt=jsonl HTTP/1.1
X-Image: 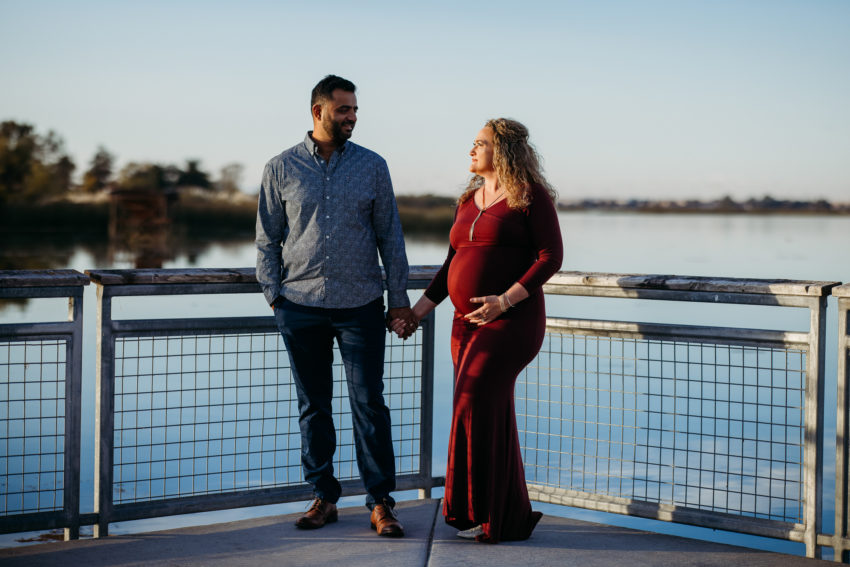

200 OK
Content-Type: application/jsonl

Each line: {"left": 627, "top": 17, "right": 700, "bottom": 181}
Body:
{"left": 397, "top": 118, "right": 563, "bottom": 543}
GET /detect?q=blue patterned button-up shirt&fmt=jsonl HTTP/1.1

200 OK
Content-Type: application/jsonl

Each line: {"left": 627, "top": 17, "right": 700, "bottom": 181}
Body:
{"left": 255, "top": 132, "right": 410, "bottom": 309}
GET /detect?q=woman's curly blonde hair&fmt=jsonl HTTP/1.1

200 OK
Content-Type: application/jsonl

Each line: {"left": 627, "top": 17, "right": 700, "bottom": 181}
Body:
{"left": 459, "top": 118, "right": 557, "bottom": 209}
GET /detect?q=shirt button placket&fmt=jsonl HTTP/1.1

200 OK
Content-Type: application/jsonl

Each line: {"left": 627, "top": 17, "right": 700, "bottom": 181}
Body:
{"left": 321, "top": 167, "right": 330, "bottom": 294}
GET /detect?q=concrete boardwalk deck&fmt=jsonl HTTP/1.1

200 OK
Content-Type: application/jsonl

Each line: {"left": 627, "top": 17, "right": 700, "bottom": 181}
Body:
{"left": 0, "top": 499, "right": 830, "bottom": 566}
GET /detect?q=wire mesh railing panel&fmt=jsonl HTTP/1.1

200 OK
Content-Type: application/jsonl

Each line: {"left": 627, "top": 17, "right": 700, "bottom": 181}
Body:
{"left": 518, "top": 330, "right": 806, "bottom": 523}
{"left": 0, "top": 339, "right": 67, "bottom": 514}
{"left": 112, "top": 329, "right": 423, "bottom": 504}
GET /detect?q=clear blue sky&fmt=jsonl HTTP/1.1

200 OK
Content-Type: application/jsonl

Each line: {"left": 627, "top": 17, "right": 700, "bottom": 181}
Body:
{"left": 2, "top": 0, "right": 848, "bottom": 200}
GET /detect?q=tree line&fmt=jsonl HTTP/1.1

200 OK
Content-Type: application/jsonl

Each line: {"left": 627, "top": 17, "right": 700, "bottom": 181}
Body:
{"left": 0, "top": 120, "right": 244, "bottom": 204}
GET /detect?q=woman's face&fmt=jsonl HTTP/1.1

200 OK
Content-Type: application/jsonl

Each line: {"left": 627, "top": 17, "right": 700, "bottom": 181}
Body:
{"left": 469, "top": 126, "right": 495, "bottom": 174}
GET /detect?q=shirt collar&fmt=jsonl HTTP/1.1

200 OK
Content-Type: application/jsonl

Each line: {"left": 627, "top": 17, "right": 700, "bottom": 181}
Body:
{"left": 304, "top": 131, "right": 348, "bottom": 157}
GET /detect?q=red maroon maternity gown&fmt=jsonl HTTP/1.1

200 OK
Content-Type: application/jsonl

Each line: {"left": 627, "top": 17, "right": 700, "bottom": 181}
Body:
{"left": 424, "top": 184, "right": 563, "bottom": 543}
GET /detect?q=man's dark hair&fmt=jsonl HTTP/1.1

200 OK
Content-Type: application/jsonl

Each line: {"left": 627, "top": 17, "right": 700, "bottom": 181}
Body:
{"left": 311, "top": 75, "right": 356, "bottom": 107}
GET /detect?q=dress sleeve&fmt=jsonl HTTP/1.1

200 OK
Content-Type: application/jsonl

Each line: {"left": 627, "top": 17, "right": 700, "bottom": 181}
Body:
{"left": 423, "top": 242, "right": 456, "bottom": 305}
{"left": 516, "top": 185, "right": 563, "bottom": 294}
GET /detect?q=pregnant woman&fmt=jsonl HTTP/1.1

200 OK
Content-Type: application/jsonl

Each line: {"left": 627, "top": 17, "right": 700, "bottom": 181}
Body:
{"left": 399, "top": 118, "right": 562, "bottom": 543}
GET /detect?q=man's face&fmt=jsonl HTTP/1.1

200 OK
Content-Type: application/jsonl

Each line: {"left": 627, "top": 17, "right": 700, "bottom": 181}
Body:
{"left": 319, "top": 89, "right": 357, "bottom": 145}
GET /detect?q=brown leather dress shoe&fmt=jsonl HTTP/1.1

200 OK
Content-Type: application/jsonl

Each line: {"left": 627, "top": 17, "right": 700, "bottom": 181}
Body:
{"left": 370, "top": 502, "right": 404, "bottom": 537}
{"left": 295, "top": 498, "right": 338, "bottom": 529}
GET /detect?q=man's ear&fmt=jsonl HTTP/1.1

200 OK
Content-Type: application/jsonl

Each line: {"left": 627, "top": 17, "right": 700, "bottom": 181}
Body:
{"left": 311, "top": 103, "right": 323, "bottom": 121}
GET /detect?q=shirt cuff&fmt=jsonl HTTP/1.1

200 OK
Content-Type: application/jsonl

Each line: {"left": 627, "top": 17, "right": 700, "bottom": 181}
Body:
{"left": 262, "top": 286, "right": 280, "bottom": 306}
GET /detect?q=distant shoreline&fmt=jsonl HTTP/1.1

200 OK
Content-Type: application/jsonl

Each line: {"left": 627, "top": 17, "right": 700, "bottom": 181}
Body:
{"left": 558, "top": 207, "right": 850, "bottom": 216}
{"left": 397, "top": 194, "right": 850, "bottom": 219}
{"left": 557, "top": 197, "right": 850, "bottom": 215}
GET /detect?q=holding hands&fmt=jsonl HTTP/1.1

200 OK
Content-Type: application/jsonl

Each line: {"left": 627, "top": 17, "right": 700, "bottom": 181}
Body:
{"left": 388, "top": 296, "right": 437, "bottom": 340}
{"left": 387, "top": 307, "right": 419, "bottom": 340}
{"left": 389, "top": 287, "right": 526, "bottom": 339}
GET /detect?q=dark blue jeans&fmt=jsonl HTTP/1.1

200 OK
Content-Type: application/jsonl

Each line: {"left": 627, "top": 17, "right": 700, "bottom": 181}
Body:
{"left": 273, "top": 297, "right": 396, "bottom": 509}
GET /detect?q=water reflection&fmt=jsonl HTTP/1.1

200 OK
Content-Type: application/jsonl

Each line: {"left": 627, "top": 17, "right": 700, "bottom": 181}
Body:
{"left": 108, "top": 187, "right": 173, "bottom": 268}
{"left": 0, "top": 201, "right": 255, "bottom": 312}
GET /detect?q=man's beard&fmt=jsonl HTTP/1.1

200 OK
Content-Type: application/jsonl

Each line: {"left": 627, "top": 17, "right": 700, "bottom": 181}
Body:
{"left": 324, "top": 117, "right": 354, "bottom": 145}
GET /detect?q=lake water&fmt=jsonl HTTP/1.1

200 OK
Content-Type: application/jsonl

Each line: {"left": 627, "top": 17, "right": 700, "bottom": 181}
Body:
{"left": 2, "top": 211, "right": 849, "bottom": 554}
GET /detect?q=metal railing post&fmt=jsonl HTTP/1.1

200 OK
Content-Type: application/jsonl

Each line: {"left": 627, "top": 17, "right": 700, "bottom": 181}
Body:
{"left": 63, "top": 291, "right": 84, "bottom": 540}
{"left": 833, "top": 286, "right": 850, "bottom": 562}
{"left": 418, "top": 310, "right": 436, "bottom": 499}
{"left": 803, "top": 295, "right": 827, "bottom": 558}
{"left": 93, "top": 285, "right": 115, "bottom": 538}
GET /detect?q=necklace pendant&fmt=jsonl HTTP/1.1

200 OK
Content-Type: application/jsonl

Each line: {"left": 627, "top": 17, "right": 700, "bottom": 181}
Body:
{"left": 469, "top": 209, "right": 485, "bottom": 241}
{"left": 469, "top": 189, "right": 503, "bottom": 241}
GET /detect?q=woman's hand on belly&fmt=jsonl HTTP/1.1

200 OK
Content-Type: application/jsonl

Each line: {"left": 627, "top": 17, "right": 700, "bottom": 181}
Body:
{"left": 464, "top": 295, "right": 507, "bottom": 326}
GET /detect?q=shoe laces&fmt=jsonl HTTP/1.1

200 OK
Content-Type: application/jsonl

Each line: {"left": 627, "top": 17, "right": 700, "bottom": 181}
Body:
{"left": 308, "top": 498, "right": 326, "bottom": 512}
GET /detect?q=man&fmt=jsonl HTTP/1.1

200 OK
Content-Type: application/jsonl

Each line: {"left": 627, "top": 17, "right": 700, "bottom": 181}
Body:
{"left": 256, "top": 75, "right": 415, "bottom": 536}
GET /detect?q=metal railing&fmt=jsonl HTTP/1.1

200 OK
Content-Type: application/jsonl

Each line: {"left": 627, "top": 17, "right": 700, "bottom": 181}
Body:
{"left": 85, "top": 267, "right": 439, "bottom": 537}
{"left": 517, "top": 272, "right": 837, "bottom": 559}
{"left": 3, "top": 267, "right": 850, "bottom": 562}
{"left": 0, "top": 270, "right": 88, "bottom": 540}
{"left": 834, "top": 284, "right": 850, "bottom": 561}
